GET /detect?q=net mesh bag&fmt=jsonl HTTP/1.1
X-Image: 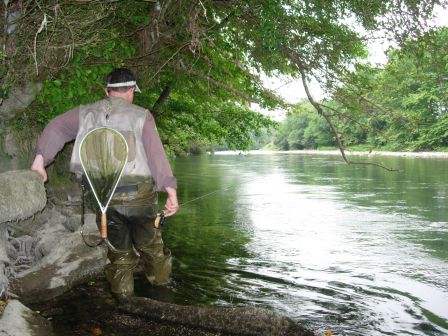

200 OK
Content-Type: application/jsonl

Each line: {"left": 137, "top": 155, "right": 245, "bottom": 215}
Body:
{"left": 79, "top": 127, "right": 128, "bottom": 239}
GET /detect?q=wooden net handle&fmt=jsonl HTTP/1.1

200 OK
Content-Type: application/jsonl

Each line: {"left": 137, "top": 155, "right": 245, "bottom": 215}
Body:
{"left": 154, "top": 215, "right": 161, "bottom": 229}
{"left": 101, "top": 212, "right": 107, "bottom": 239}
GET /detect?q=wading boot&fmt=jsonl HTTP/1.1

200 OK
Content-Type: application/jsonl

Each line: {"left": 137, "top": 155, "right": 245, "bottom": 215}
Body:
{"left": 137, "top": 232, "right": 172, "bottom": 286}
{"left": 105, "top": 248, "right": 139, "bottom": 297}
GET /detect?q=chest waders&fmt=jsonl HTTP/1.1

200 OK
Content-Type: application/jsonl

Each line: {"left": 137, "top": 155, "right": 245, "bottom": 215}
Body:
{"left": 79, "top": 126, "right": 171, "bottom": 296}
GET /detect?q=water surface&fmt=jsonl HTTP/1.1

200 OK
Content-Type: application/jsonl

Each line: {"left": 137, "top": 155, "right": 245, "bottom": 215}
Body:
{"left": 151, "top": 153, "right": 448, "bottom": 335}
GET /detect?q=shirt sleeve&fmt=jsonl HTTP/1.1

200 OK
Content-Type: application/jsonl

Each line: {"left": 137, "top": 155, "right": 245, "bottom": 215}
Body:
{"left": 142, "top": 113, "right": 177, "bottom": 192}
{"left": 33, "top": 107, "right": 80, "bottom": 166}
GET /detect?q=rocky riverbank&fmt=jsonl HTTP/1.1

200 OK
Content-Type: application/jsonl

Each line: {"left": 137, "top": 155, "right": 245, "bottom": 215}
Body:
{"left": 0, "top": 170, "right": 314, "bottom": 336}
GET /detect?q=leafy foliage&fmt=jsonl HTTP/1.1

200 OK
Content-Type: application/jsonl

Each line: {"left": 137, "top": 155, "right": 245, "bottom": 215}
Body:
{"left": 1, "top": 0, "right": 446, "bottom": 153}
{"left": 273, "top": 102, "right": 333, "bottom": 149}
{"left": 326, "top": 27, "right": 448, "bottom": 151}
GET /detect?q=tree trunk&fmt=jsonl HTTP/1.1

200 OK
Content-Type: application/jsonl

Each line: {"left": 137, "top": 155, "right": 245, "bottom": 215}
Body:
{"left": 151, "top": 86, "right": 171, "bottom": 118}
{"left": 118, "top": 296, "right": 314, "bottom": 336}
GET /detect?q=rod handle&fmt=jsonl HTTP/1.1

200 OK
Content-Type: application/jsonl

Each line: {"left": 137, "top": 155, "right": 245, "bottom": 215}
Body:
{"left": 154, "top": 211, "right": 165, "bottom": 229}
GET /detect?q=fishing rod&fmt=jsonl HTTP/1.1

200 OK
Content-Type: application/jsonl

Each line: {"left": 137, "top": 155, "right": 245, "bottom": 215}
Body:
{"left": 154, "top": 184, "right": 235, "bottom": 228}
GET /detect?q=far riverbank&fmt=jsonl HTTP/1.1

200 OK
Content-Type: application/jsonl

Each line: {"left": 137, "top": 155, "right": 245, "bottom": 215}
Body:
{"left": 214, "top": 149, "right": 448, "bottom": 158}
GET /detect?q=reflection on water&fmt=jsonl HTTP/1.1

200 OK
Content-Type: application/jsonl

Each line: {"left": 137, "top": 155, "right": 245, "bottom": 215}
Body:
{"left": 154, "top": 153, "right": 448, "bottom": 335}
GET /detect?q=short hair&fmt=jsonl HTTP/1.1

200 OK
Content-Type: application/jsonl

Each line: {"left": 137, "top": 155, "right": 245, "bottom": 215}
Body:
{"left": 105, "top": 68, "right": 137, "bottom": 93}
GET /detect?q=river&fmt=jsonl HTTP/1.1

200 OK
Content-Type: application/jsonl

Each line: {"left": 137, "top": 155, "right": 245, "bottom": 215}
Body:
{"left": 148, "top": 152, "right": 448, "bottom": 335}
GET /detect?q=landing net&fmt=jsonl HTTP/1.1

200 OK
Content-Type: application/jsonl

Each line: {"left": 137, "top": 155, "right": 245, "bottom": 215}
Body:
{"left": 79, "top": 127, "right": 128, "bottom": 240}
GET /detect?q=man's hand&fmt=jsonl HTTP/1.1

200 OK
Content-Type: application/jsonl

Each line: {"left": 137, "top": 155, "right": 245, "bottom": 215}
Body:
{"left": 164, "top": 186, "right": 179, "bottom": 217}
{"left": 31, "top": 154, "right": 48, "bottom": 182}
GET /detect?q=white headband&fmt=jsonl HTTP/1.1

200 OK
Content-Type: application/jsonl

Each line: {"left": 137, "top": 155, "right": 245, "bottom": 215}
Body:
{"left": 106, "top": 81, "right": 141, "bottom": 93}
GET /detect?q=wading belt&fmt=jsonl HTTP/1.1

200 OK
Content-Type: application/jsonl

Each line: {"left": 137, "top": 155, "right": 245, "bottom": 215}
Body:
{"left": 114, "top": 184, "right": 138, "bottom": 193}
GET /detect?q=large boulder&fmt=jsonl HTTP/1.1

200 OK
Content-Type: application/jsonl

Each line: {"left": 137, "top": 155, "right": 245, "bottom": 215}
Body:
{"left": 0, "top": 299, "right": 54, "bottom": 336}
{"left": 0, "top": 170, "right": 46, "bottom": 224}
{"left": 0, "top": 169, "right": 105, "bottom": 303}
{"left": 12, "top": 211, "right": 107, "bottom": 303}
{"left": 0, "top": 170, "right": 105, "bottom": 334}
{"left": 0, "top": 170, "right": 46, "bottom": 299}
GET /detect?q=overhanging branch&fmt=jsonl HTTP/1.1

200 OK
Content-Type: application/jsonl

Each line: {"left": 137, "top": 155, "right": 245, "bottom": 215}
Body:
{"left": 176, "top": 60, "right": 256, "bottom": 103}
{"left": 290, "top": 53, "right": 398, "bottom": 171}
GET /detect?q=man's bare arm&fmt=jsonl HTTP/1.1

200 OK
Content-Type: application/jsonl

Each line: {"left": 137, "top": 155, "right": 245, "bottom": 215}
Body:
{"left": 31, "top": 107, "right": 80, "bottom": 181}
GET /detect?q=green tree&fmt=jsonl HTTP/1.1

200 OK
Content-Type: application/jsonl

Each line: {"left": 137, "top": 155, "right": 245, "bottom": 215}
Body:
{"left": 273, "top": 101, "right": 333, "bottom": 149}
{"left": 329, "top": 27, "right": 448, "bottom": 151}
{"left": 304, "top": 116, "right": 335, "bottom": 148}
{"left": 1, "top": 0, "right": 445, "bottom": 154}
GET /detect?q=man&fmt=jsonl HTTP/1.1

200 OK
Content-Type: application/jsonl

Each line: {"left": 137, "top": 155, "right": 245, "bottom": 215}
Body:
{"left": 31, "top": 68, "right": 179, "bottom": 298}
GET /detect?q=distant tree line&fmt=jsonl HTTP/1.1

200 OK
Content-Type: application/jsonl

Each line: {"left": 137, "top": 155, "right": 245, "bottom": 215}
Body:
{"left": 272, "top": 103, "right": 333, "bottom": 150}
{"left": 272, "top": 27, "right": 448, "bottom": 152}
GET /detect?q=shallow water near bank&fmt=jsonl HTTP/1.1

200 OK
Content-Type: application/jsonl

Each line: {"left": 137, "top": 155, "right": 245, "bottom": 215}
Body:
{"left": 36, "top": 153, "right": 448, "bottom": 335}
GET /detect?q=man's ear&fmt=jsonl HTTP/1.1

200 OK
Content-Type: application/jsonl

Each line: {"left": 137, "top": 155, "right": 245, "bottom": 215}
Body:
{"left": 127, "top": 87, "right": 135, "bottom": 100}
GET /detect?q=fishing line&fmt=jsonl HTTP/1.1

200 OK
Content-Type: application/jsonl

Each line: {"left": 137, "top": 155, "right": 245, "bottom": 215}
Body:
{"left": 180, "top": 185, "right": 235, "bottom": 208}
{"left": 153, "top": 185, "right": 235, "bottom": 230}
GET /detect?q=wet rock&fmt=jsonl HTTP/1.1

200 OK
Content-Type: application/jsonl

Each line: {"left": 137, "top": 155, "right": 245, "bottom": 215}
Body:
{"left": 0, "top": 169, "right": 105, "bottom": 303}
{"left": 63, "top": 214, "right": 82, "bottom": 232}
{"left": 0, "top": 299, "right": 54, "bottom": 336}
{"left": 0, "top": 170, "right": 46, "bottom": 300}
{"left": 12, "top": 212, "right": 107, "bottom": 303}
{"left": 0, "top": 170, "right": 107, "bottom": 335}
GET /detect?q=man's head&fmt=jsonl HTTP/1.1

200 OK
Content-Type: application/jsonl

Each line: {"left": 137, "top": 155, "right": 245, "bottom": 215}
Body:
{"left": 105, "top": 68, "right": 141, "bottom": 102}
